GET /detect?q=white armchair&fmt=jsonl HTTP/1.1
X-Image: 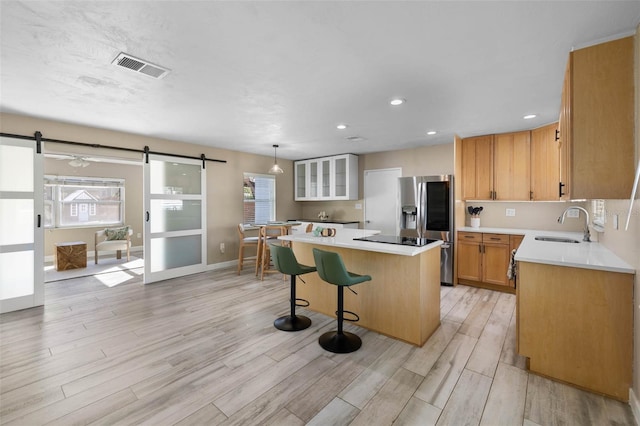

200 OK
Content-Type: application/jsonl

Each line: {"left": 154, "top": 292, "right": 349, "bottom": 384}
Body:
{"left": 95, "top": 227, "right": 133, "bottom": 264}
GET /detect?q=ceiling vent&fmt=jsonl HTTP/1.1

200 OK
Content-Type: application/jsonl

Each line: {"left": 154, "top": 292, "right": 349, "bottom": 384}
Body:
{"left": 346, "top": 136, "right": 365, "bottom": 142}
{"left": 111, "top": 52, "right": 170, "bottom": 79}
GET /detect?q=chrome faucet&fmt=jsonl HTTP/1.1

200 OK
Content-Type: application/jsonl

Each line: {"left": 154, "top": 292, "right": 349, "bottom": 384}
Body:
{"left": 558, "top": 206, "right": 591, "bottom": 242}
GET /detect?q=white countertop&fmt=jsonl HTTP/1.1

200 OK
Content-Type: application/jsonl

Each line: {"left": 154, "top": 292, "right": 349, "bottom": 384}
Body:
{"left": 458, "top": 227, "right": 637, "bottom": 274}
{"left": 279, "top": 228, "right": 443, "bottom": 257}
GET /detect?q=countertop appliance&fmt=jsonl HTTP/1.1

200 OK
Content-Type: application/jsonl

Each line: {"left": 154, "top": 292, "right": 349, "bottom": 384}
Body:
{"left": 353, "top": 235, "right": 437, "bottom": 247}
{"left": 399, "top": 175, "right": 454, "bottom": 285}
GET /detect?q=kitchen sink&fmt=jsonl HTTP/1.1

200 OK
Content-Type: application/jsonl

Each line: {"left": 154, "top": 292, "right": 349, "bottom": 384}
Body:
{"left": 534, "top": 236, "right": 581, "bottom": 243}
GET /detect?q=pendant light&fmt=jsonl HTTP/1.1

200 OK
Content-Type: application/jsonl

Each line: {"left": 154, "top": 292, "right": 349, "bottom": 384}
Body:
{"left": 268, "top": 144, "right": 284, "bottom": 174}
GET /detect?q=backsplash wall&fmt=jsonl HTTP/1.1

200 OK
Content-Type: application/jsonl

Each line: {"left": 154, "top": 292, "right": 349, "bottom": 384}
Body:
{"left": 462, "top": 201, "right": 586, "bottom": 232}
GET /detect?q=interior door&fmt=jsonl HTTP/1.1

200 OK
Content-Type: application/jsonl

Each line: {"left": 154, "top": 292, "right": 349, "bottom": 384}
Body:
{"left": 143, "top": 154, "right": 206, "bottom": 284}
{"left": 364, "top": 168, "right": 402, "bottom": 235}
{"left": 0, "top": 135, "right": 44, "bottom": 313}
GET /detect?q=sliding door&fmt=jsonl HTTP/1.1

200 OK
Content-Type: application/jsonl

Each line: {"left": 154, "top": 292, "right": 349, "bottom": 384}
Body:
{"left": 0, "top": 136, "right": 44, "bottom": 313}
{"left": 143, "top": 154, "right": 206, "bottom": 284}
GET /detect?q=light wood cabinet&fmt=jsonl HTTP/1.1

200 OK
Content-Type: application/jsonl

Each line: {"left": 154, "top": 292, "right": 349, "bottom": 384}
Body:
{"left": 561, "top": 36, "right": 635, "bottom": 199}
{"left": 461, "top": 131, "right": 532, "bottom": 201}
{"left": 558, "top": 61, "right": 571, "bottom": 200}
{"left": 530, "top": 123, "right": 560, "bottom": 200}
{"left": 517, "top": 261, "right": 633, "bottom": 401}
{"left": 493, "top": 131, "right": 530, "bottom": 200}
{"left": 457, "top": 231, "right": 518, "bottom": 290}
{"left": 461, "top": 135, "right": 493, "bottom": 200}
{"left": 294, "top": 154, "right": 358, "bottom": 201}
{"left": 457, "top": 232, "right": 482, "bottom": 281}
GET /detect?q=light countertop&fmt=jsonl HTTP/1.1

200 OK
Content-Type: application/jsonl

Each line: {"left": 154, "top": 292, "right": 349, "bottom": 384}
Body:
{"left": 459, "top": 227, "right": 634, "bottom": 274}
{"left": 279, "top": 228, "right": 443, "bottom": 257}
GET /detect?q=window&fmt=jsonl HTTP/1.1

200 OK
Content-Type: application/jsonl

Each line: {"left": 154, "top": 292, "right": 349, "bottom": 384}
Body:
{"left": 243, "top": 173, "right": 276, "bottom": 224}
{"left": 44, "top": 176, "right": 125, "bottom": 228}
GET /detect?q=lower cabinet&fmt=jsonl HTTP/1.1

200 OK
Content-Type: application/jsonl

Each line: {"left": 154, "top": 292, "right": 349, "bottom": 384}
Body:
{"left": 517, "top": 261, "right": 633, "bottom": 401}
{"left": 457, "top": 231, "right": 523, "bottom": 291}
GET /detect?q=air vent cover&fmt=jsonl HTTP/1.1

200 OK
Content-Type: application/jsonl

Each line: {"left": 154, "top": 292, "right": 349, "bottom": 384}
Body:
{"left": 112, "top": 53, "right": 170, "bottom": 79}
{"left": 346, "top": 136, "right": 365, "bottom": 142}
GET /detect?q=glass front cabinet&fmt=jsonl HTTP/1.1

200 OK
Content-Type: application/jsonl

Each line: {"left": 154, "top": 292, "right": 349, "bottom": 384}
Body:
{"left": 294, "top": 154, "right": 358, "bottom": 201}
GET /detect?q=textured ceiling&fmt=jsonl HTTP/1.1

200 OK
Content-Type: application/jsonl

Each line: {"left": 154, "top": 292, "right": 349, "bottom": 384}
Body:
{"left": 1, "top": 1, "right": 639, "bottom": 160}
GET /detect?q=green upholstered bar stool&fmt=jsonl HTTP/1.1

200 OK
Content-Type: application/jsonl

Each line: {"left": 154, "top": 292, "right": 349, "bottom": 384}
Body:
{"left": 312, "top": 248, "right": 372, "bottom": 353}
{"left": 269, "top": 244, "right": 316, "bottom": 331}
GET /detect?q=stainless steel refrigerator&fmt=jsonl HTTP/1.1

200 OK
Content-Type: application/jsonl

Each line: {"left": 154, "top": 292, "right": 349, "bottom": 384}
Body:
{"left": 399, "top": 175, "right": 454, "bottom": 285}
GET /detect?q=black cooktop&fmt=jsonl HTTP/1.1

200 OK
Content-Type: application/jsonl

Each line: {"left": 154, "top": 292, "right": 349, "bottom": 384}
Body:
{"left": 353, "top": 235, "right": 438, "bottom": 247}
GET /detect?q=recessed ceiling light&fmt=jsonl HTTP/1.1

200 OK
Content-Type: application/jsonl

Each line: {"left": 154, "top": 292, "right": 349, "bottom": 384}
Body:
{"left": 427, "top": 131, "right": 437, "bottom": 135}
{"left": 523, "top": 114, "right": 537, "bottom": 119}
{"left": 336, "top": 124, "right": 348, "bottom": 130}
{"left": 390, "top": 98, "right": 405, "bottom": 106}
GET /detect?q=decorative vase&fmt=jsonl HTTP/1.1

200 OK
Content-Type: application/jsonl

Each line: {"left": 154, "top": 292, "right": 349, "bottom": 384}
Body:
{"left": 470, "top": 217, "right": 480, "bottom": 228}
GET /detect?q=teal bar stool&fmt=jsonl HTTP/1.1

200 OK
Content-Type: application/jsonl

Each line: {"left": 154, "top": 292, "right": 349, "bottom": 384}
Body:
{"left": 269, "top": 244, "right": 316, "bottom": 331}
{"left": 312, "top": 248, "right": 372, "bottom": 353}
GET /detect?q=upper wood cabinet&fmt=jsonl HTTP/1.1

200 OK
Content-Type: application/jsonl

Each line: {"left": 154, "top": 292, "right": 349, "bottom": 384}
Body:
{"left": 558, "top": 60, "right": 572, "bottom": 200}
{"left": 294, "top": 154, "right": 358, "bottom": 201}
{"left": 564, "top": 36, "right": 635, "bottom": 200}
{"left": 494, "top": 131, "right": 530, "bottom": 200}
{"left": 530, "top": 122, "right": 560, "bottom": 201}
{"left": 461, "top": 131, "right": 531, "bottom": 200}
{"left": 461, "top": 135, "right": 493, "bottom": 200}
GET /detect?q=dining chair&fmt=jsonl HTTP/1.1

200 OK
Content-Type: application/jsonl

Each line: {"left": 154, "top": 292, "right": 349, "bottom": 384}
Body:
{"left": 237, "top": 224, "right": 259, "bottom": 274}
{"left": 256, "top": 225, "right": 286, "bottom": 280}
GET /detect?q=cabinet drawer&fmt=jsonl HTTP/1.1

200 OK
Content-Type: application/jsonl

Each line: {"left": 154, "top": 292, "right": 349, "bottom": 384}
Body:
{"left": 482, "top": 233, "right": 509, "bottom": 244}
{"left": 458, "top": 231, "right": 482, "bottom": 242}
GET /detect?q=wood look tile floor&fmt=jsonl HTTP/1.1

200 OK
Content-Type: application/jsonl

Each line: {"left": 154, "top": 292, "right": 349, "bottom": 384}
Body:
{"left": 0, "top": 267, "right": 634, "bottom": 425}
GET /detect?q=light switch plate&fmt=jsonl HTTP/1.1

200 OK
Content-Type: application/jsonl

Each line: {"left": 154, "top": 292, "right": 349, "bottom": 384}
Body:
{"left": 506, "top": 208, "right": 516, "bottom": 217}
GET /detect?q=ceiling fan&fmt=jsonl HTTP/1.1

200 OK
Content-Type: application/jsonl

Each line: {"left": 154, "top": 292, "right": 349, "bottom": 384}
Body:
{"left": 45, "top": 153, "right": 96, "bottom": 167}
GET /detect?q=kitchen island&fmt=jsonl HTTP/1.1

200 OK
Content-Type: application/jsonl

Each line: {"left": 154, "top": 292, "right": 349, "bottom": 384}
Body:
{"left": 279, "top": 228, "right": 442, "bottom": 346}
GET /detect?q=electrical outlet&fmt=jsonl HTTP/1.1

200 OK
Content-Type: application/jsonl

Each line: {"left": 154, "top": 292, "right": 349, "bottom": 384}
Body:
{"left": 137, "top": 233, "right": 141, "bottom": 239}
{"left": 567, "top": 209, "right": 580, "bottom": 218}
{"left": 506, "top": 208, "right": 516, "bottom": 217}
{"left": 219, "top": 242, "right": 225, "bottom": 253}
{"left": 355, "top": 203, "right": 362, "bottom": 210}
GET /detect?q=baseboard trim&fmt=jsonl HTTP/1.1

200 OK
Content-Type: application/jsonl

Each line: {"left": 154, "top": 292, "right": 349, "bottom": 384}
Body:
{"left": 630, "top": 388, "right": 640, "bottom": 426}
{"left": 205, "top": 260, "right": 238, "bottom": 271}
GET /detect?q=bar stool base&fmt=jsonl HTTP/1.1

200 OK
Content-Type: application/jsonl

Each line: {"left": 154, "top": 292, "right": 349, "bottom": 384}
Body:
{"left": 318, "top": 331, "right": 362, "bottom": 353}
{"left": 274, "top": 315, "right": 311, "bottom": 331}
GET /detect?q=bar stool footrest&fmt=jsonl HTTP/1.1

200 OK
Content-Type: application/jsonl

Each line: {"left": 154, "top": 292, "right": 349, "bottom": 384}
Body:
{"left": 295, "top": 298, "right": 310, "bottom": 308}
{"left": 274, "top": 315, "right": 311, "bottom": 332}
{"left": 335, "top": 310, "right": 360, "bottom": 323}
{"left": 319, "top": 331, "right": 362, "bottom": 353}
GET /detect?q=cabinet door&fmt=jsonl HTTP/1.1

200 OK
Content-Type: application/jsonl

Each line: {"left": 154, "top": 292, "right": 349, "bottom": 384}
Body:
{"left": 494, "top": 131, "right": 530, "bottom": 200}
{"left": 320, "top": 158, "right": 331, "bottom": 198}
{"left": 531, "top": 123, "right": 560, "bottom": 201}
{"left": 309, "top": 161, "right": 318, "bottom": 199}
{"left": 295, "top": 161, "right": 307, "bottom": 200}
{"left": 334, "top": 156, "right": 347, "bottom": 198}
{"left": 457, "top": 240, "right": 482, "bottom": 281}
{"left": 461, "top": 135, "right": 493, "bottom": 200}
{"left": 571, "top": 36, "right": 634, "bottom": 199}
{"left": 558, "top": 59, "right": 572, "bottom": 200}
{"left": 482, "top": 243, "right": 510, "bottom": 286}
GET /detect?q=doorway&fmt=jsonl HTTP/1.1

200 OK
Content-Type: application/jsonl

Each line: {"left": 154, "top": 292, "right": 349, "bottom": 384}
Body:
{"left": 363, "top": 168, "right": 402, "bottom": 235}
{"left": 42, "top": 150, "right": 144, "bottom": 286}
